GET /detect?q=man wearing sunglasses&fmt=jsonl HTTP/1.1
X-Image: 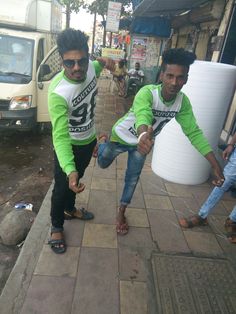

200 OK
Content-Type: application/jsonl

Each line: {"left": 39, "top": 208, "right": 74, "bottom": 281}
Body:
{"left": 48, "top": 28, "right": 115, "bottom": 254}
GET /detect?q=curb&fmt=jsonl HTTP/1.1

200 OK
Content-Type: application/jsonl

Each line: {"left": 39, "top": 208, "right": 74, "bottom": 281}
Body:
{"left": 0, "top": 184, "right": 53, "bottom": 314}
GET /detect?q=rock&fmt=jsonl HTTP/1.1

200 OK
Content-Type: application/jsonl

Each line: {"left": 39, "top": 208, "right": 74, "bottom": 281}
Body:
{"left": 0, "top": 209, "right": 36, "bottom": 246}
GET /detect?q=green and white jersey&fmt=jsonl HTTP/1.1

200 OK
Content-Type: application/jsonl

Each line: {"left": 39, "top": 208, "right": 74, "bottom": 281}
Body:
{"left": 111, "top": 84, "right": 212, "bottom": 156}
{"left": 48, "top": 60, "right": 103, "bottom": 175}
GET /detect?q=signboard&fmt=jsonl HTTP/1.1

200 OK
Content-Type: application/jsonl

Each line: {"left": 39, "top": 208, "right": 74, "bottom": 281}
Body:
{"left": 102, "top": 48, "right": 124, "bottom": 60}
{"left": 106, "top": 1, "right": 122, "bottom": 33}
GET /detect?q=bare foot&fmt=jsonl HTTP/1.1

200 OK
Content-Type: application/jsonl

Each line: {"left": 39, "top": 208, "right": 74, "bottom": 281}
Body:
{"left": 116, "top": 206, "right": 129, "bottom": 235}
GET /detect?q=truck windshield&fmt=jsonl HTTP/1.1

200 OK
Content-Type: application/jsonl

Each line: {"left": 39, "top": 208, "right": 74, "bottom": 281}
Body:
{"left": 0, "top": 35, "right": 33, "bottom": 83}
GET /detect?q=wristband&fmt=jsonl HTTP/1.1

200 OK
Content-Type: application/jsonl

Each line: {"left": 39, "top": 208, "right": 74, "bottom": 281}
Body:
{"left": 138, "top": 131, "right": 147, "bottom": 143}
{"left": 228, "top": 144, "right": 236, "bottom": 148}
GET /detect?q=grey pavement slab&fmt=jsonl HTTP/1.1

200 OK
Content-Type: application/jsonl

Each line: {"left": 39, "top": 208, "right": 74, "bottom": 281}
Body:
{"left": 183, "top": 230, "right": 224, "bottom": 257}
{"left": 120, "top": 281, "right": 148, "bottom": 314}
{"left": 20, "top": 275, "right": 75, "bottom": 314}
{"left": 87, "top": 189, "right": 117, "bottom": 225}
{"left": 118, "top": 246, "right": 152, "bottom": 282}
{"left": 152, "top": 254, "right": 236, "bottom": 314}
{"left": 148, "top": 209, "right": 190, "bottom": 253}
{"left": 72, "top": 247, "right": 119, "bottom": 314}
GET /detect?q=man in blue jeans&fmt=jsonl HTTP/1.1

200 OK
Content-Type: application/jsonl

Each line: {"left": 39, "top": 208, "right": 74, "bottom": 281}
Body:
{"left": 95, "top": 48, "right": 224, "bottom": 236}
{"left": 179, "top": 133, "right": 236, "bottom": 244}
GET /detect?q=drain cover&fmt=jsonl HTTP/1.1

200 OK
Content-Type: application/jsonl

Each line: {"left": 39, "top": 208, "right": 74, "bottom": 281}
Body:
{"left": 152, "top": 254, "right": 236, "bottom": 314}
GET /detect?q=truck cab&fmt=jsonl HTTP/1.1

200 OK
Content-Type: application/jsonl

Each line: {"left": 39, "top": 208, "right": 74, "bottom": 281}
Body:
{"left": 0, "top": 0, "right": 62, "bottom": 131}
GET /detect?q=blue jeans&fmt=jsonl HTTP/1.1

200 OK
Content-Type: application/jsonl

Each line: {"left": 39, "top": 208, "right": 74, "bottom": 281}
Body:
{"left": 199, "top": 149, "right": 236, "bottom": 222}
{"left": 97, "top": 141, "right": 146, "bottom": 205}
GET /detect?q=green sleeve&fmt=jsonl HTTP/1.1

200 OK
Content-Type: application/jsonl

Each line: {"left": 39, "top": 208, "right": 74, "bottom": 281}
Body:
{"left": 48, "top": 93, "right": 76, "bottom": 175}
{"left": 132, "top": 85, "right": 154, "bottom": 130}
{"left": 175, "top": 94, "right": 212, "bottom": 156}
{"left": 92, "top": 60, "right": 103, "bottom": 78}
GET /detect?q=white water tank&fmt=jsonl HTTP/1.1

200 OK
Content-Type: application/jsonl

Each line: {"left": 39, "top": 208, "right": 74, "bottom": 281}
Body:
{"left": 151, "top": 61, "right": 236, "bottom": 185}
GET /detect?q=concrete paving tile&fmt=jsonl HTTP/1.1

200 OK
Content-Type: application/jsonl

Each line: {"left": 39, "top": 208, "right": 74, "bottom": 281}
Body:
{"left": 34, "top": 245, "right": 80, "bottom": 277}
{"left": 140, "top": 171, "right": 168, "bottom": 195}
{"left": 116, "top": 153, "right": 128, "bottom": 169}
{"left": 117, "top": 179, "right": 145, "bottom": 208}
{"left": 144, "top": 194, "right": 173, "bottom": 210}
{"left": 118, "top": 227, "right": 155, "bottom": 249}
{"left": 210, "top": 215, "right": 236, "bottom": 266}
{"left": 119, "top": 247, "right": 151, "bottom": 281}
{"left": 21, "top": 275, "right": 75, "bottom": 314}
{"left": 72, "top": 247, "right": 119, "bottom": 314}
{"left": 170, "top": 196, "right": 199, "bottom": 215}
{"left": 172, "top": 196, "right": 213, "bottom": 233}
{"left": 221, "top": 190, "right": 236, "bottom": 200}
{"left": 183, "top": 230, "right": 224, "bottom": 256}
{"left": 222, "top": 199, "right": 236, "bottom": 214}
{"left": 91, "top": 177, "right": 116, "bottom": 191}
{"left": 209, "top": 215, "right": 231, "bottom": 242}
{"left": 93, "top": 164, "right": 116, "bottom": 178}
{"left": 120, "top": 281, "right": 148, "bottom": 314}
{"left": 125, "top": 208, "right": 149, "bottom": 228}
{"left": 64, "top": 219, "right": 85, "bottom": 247}
{"left": 75, "top": 188, "right": 90, "bottom": 205}
{"left": 82, "top": 223, "right": 117, "bottom": 248}
{"left": 148, "top": 209, "right": 190, "bottom": 253}
{"left": 87, "top": 189, "right": 116, "bottom": 224}
{"left": 82, "top": 166, "right": 93, "bottom": 185}
{"left": 117, "top": 169, "right": 125, "bottom": 179}
{"left": 165, "top": 182, "right": 192, "bottom": 197}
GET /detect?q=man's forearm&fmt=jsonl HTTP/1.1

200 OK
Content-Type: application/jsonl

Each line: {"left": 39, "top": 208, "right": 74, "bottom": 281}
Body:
{"left": 204, "top": 151, "right": 221, "bottom": 170}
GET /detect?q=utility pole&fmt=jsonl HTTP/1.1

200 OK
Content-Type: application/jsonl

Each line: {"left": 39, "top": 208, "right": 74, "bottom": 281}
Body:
{"left": 92, "top": 10, "right": 97, "bottom": 54}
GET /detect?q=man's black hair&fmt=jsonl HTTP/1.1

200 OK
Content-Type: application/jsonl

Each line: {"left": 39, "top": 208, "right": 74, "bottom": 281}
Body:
{"left": 57, "top": 28, "right": 89, "bottom": 57}
{"left": 161, "top": 48, "right": 196, "bottom": 71}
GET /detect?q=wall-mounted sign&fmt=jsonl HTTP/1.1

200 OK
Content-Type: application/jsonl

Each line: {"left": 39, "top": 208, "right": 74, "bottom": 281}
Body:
{"left": 106, "top": 1, "right": 122, "bottom": 33}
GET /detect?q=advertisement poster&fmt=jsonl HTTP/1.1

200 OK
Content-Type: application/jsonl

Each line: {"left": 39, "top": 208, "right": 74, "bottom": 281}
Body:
{"left": 131, "top": 37, "right": 147, "bottom": 60}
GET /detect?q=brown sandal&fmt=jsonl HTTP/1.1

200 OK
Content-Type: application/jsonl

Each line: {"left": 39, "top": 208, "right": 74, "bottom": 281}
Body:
{"left": 116, "top": 206, "right": 129, "bottom": 235}
{"left": 179, "top": 214, "right": 208, "bottom": 228}
{"left": 225, "top": 218, "right": 236, "bottom": 243}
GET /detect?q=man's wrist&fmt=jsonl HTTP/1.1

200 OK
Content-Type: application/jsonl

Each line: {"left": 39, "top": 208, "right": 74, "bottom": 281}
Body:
{"left": 228, "top": 143, "right": 236, "bottom": 148}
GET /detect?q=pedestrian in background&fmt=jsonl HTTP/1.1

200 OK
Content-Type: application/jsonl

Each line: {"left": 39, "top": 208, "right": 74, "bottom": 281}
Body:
{"left": 112, "top": 59, "right": 127, "bottom": 97}
{"left": 179, "top": 133, "right": 236, "bottom": 243}
{"left": 48, "top": 28, "right": 115, "bottom": 254}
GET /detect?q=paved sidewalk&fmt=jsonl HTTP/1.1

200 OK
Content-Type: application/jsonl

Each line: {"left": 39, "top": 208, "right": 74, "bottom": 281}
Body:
{"left": 1, "top": 77, "right": 236, "bottom": 313}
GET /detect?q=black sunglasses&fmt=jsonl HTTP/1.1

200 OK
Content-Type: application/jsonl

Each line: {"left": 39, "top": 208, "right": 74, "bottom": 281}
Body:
{"left": 63, "top": 57, "right": 89, "bottom": 68}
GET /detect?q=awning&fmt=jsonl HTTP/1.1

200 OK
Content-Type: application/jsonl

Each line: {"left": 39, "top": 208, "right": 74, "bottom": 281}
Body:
{"left": 133, "top": 0, "right": 210, "bottom": 17}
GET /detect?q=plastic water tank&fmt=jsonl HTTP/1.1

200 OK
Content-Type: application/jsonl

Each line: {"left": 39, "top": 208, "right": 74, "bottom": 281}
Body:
{"left": 151, "top": 61, "right": 236, "bottom": 185}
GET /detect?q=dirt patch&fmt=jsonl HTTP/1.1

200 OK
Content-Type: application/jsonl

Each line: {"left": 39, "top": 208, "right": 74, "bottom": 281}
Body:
{"left": 0, "top": 130, "right": 54, "bottom": 294}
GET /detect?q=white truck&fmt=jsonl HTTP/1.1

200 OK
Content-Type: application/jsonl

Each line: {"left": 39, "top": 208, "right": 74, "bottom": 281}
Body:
{"left": 0, "top": 0, "right": 62, "bottom": 131}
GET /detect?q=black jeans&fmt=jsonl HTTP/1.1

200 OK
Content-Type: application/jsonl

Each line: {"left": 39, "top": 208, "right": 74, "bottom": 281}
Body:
{"left": 50, "top": 139, "right": 97, "bottom": 230}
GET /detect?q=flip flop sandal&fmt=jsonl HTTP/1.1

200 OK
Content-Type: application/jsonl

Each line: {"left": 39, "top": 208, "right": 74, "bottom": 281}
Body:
{"left": 64, "top": 207, "right": 94, "bottom": 220}
{"left": 226, "top": 232, "right": 236, "bottom": 244}
{"left": 116, "top": 218, "right": 129, "bottom": 236}
{"left": 48, "top": 234, "right": 66, "bottom": 254}
{"left": 179, "top": 215, "right": 208, "bottom": 228}
{"left": 224, "top": 218, "right": 236, "bottom": 233}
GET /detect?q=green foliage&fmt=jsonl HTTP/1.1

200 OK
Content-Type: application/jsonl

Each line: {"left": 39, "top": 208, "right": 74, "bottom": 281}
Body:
{"left": 85, "top": 0, "right": 132, "bottom": 20}
{"left": 59, "top": 0, "right": 84, "bottom": 14}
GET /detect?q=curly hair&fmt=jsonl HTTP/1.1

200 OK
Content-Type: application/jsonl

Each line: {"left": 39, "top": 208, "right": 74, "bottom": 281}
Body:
{"left": 161, "top": 48, "right": 196, "bottom": 71}
{"left": 57, "top": 28, "right": 89, "bottom": 57}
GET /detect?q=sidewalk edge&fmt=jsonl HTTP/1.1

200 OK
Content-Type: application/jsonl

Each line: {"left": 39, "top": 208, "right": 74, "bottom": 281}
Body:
{"left": 0, "top": 183, "right": 53, "bottom": 314}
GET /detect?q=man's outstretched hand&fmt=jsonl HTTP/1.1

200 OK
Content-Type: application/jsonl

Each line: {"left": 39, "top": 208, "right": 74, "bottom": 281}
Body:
{"left": 68, "top": 171, "right": 85, "bottom": 193}
{"left": 211, "top": 167, "right": 225, "bottom": 187}
{"left": 137, "top": 126, "right": 154, "bottom": 155}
